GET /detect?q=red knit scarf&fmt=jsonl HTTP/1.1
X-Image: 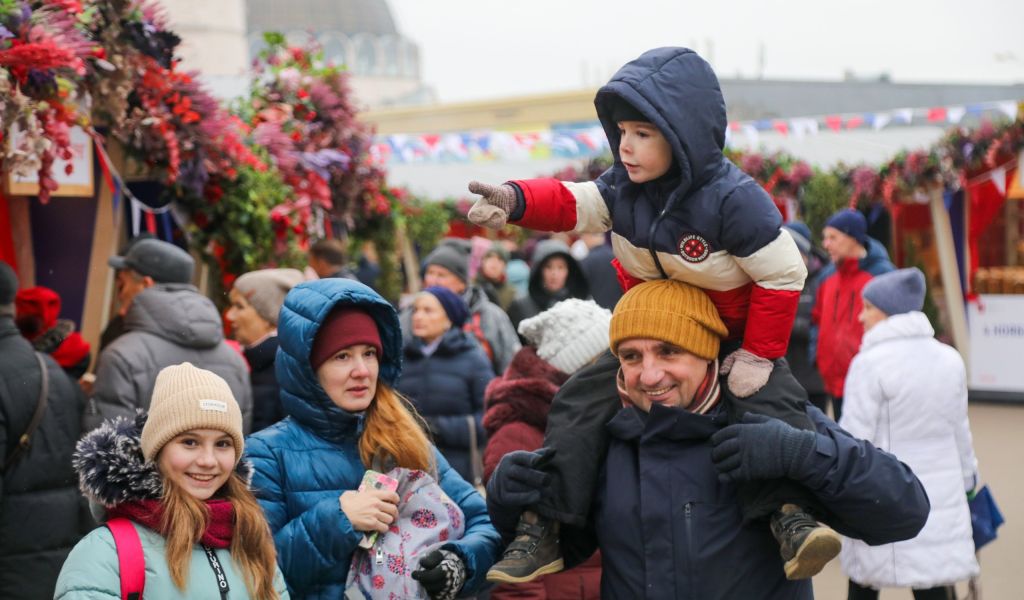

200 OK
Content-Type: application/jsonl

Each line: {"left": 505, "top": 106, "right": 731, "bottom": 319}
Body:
{"left": 109, "top": 498, "right": 235, "bottom": 548}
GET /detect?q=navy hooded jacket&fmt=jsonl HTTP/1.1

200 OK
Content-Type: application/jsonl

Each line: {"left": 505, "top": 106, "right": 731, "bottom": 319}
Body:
{"left": 489, "top": 401, "right": 929, "bottom": 599}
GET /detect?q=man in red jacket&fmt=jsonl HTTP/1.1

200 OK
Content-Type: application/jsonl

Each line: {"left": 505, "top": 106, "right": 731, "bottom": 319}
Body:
{"left": 811, "top": 209, "right": 895, "bottom": 421}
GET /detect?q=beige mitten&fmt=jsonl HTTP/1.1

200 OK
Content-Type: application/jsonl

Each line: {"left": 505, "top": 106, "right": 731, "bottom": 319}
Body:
{"left": 466, "top": 181, "right": 519, "bottom": 229}
{"left": 720, "top": 348, "right": 774, "bottom": 398}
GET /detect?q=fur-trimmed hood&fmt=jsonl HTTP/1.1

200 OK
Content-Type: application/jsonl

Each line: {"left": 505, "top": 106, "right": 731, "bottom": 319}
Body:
{"left": 73, "top": 411, "right": 252, "bottom": 507}
{"left": 482, "top": 347, "right": 569, "bottom": 436}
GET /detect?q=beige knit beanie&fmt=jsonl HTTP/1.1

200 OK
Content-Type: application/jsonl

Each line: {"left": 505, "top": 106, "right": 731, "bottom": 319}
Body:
{"left": 141, "top": 362, "right": 245, "bottom": 463}
{"left": 233, "top": 268, "right": 305, "bottom": 325}
{"left": 609, "top": 280, "right": 728, "bottom": 361}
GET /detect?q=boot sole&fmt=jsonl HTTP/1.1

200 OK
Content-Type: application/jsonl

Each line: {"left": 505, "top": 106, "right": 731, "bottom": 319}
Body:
{"left": 783, "top": 528, "right": 842, "bottom": 580}
{"left": 486, "top": 558, "right": 565, "bottom": 584}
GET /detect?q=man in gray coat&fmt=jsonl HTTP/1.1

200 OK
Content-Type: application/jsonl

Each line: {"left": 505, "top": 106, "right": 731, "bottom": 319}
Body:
{"left": 86, "top": 239, "right": 252, "bottom": 431}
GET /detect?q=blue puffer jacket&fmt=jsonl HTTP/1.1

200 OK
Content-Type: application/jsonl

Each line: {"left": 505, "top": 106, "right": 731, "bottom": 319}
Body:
{"left": 397, "top": 328, "right": 494, "bottom": 481}
{"left": 246, "top": 279, "right": 501, "bottom": 599}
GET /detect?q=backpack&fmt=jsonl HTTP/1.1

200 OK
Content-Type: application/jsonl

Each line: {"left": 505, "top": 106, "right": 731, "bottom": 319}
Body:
{"left": 345, "top": 468, "right": 466, "bottom": 599}
{"left": 106, "top": 518, "right": 146, "bottom": 600}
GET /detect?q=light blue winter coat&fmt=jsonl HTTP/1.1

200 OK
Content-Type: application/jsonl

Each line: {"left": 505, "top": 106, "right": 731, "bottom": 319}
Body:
{"left": 246, "top": 278, "right": 501, "bottom": 599}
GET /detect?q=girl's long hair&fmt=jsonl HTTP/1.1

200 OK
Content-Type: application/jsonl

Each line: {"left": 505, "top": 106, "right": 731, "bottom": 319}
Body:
{"left": 160, "top": 472, "right": 279, "bottom": 600}
{"left": 359, "top": 383, "right": 434, "bottom": 471}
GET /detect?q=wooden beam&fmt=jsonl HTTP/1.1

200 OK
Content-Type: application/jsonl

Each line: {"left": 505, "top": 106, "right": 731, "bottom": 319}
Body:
{"left": 929, "top": 185, "right": 969, "bottom": 367}
{"left": 79, "top": 142, "right": 125, "bottom": 370}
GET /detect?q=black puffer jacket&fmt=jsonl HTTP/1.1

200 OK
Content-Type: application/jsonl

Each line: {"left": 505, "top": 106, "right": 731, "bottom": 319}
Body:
{"left": 0, "top": 316, "right": 92, "bottom": 599}
{"left": 246, "top": 335, "right": 284, "bottom": 432}
{"left": 507, "top": 240, "right": 589, "bottom": 336}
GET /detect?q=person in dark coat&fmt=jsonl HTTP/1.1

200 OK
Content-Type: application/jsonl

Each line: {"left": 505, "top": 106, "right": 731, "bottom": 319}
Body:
{"left": 486, "top": 278, "right": 931, "bottom": 599}
{"left": 397, "top": 286, "right": 495, "bottom": 481}
{"left": 0, "top": 262, "right": 92, "bottom": 599}
{"left": 227, "top": 268, "right": 304, "bottom": 432}
{"left": 507, "top": 239, "right": 589, "bottom": 338}
{"left": 782, "top": 222, "right": 829, "bottom": 414}
{"left": 577, "top": 233, "right": 622, "bottom": 310}
{"left": 483, "top": 299, "right": 609, "bottom": 600}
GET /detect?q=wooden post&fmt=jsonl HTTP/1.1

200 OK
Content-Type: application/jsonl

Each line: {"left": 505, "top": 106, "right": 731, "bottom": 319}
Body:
{"left": 79, "top": 142, "right": 125, "bottom": 370}
{"left": 929, "top": 185, "right": 970, "bottom": 367}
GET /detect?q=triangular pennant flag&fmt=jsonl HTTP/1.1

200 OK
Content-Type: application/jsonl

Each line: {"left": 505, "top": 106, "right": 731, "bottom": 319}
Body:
{"left": 927, "top": 107, "right": 947, "bottom": 122}
{"left": 772, "top": 120, "right": 789, "bottom": 136}
{"left": 824, "top": 116, "right": 842, "bottom": 132}
{"left": 997, "top": 101, "right": 1019, "bottom": 120}
{"left": 845, "top": 116, "right": 865, "bottom": 129}
{"left": 947, "top": 106, "right": 966, "bottom": 123}
{"left": 790, "top": 118, "right": 818, "bottom": 138}
{"left": 990, "top": 166, "right": 1007, "bottom": 196}
{"left": 873, "top": 113, "right": 892, "bottom": 130}
{"left": 893, "top": 108, "right": 913, "bottom": 124}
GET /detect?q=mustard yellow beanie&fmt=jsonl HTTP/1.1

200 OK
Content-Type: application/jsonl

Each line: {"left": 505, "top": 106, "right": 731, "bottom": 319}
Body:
{"left": 609, "top": 280, "right": 728, "bottom": 361}
{"left": 141, "top": 362, "right": 244, "bottom": 463}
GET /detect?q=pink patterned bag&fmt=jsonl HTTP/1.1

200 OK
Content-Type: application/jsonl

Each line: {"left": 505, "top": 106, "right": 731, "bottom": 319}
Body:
{"left": 345, "top": 468, "right": 466, "bottom": 599}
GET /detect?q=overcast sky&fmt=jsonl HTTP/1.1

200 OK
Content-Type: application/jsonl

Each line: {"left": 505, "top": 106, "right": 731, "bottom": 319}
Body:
{"left": 387, "top": 0, "right": 1024, "bottom": 103}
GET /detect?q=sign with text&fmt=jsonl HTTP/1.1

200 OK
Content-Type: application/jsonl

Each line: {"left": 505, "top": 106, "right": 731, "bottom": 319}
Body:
{"left": 968, "top": 294, "right": 1024, "bottom": 392}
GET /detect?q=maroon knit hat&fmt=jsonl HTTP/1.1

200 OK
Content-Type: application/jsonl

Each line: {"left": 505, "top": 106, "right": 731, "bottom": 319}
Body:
{"left": 309, "top": 307, "right": 383, "bottom": 371}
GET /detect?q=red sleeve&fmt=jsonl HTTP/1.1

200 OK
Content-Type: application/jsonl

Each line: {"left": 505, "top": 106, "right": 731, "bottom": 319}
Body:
{"left": 509, "top": 178, "right": 578, "bottom": 232}
{"left": 741, "top": 285, "right": 800, "bottom": 359}
{"left": 482, "top": 422, "right": 544, "bottom": 483}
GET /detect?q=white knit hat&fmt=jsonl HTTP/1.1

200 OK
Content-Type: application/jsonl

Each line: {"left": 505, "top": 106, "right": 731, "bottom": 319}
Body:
{"left": 518, "top": 299, "right": 611, "bottom": 375}
{"left": 141, "top": 363, "right": 244, "bottom": 463}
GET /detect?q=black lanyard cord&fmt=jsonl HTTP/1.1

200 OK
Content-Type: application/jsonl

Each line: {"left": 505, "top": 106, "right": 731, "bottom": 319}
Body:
{"left": 203, "top": 545, "right": 231, "bottom": 600}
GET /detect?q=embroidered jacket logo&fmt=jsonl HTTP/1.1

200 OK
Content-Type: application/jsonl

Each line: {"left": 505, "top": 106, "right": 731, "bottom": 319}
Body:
{"left": 678, "top": 234, "right": 711, "bottom": 263}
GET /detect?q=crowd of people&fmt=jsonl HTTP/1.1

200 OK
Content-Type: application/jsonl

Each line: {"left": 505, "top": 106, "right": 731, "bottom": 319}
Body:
{"left": 0, "top": 45, "right": 984, "bottom": 600}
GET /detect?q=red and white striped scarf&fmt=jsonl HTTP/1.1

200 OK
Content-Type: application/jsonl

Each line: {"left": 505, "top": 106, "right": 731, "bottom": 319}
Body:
{"left": 617, "top": 359, "right": 722, "bottom": 415}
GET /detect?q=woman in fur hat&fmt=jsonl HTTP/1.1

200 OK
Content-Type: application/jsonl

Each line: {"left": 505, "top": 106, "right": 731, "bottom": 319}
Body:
{"left": 55, "top": 362, "right": 288, "bottom": 599}
{"left": 245, "top": 277, "right": 501, "bottom": 599}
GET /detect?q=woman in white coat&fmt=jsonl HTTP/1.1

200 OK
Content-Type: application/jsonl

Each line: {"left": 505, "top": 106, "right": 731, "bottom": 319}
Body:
{"left": 839, "top": 268, "right": 979, "bottom": 600}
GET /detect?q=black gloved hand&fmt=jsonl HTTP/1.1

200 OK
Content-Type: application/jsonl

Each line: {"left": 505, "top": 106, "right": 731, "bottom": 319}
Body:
{"left": 710, "top": 413, "right": 817, "bottom": 484}
{"left": 411, "top": 549, "right": 466, "bottom": 600}
{"left": 466, "top": 181, "right": 520, "bottom": 229}
{"left": 485, "top": 448, "right": 555, "bottom": 508}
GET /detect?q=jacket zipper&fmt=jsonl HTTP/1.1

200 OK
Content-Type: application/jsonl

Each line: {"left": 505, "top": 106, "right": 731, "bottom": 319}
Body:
{"left": 684, "top": 502, "right": 694, "bottom": 598}
{"left": 647, "top": 205, "right": 671, "bottom": 279}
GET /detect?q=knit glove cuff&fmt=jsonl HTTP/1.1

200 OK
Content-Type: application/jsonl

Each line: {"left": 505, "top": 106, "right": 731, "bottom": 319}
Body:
{"left": 780, "top": 425, "right": 817, "bottom": 479}
{"left": 467, "top": 181, "right": 519, "bottom": 229}
{"left": 412, "top": 548, "right": 466, "bottom": 600}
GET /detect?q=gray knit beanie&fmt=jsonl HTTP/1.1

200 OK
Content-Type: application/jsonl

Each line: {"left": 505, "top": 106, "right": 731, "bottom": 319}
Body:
{"left": 862, "top": 268, "right": 926, "bottom": 316}
{"left": 518, "top": 299, "right": 611, "bottom": 375}
{"left": 424, "top": 245, "right": 469, "bottom": 283}
{"left": 233, "top": 268, "right": 305, "bottom": 325}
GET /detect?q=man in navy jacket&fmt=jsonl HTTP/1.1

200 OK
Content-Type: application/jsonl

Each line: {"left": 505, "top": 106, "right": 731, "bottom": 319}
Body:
{"left": 487, "top": 279, "right": 929, "bottom": 599}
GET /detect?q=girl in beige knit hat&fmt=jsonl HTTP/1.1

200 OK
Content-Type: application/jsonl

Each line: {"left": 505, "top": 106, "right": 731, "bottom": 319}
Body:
{"left": 56, "top": 363, "right": 288, "bottom": 599}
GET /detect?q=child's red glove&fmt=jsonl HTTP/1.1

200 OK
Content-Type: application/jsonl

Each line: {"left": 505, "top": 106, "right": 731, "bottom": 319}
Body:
{"left": 611, "top": 258, "right": 644, "bottom": 293}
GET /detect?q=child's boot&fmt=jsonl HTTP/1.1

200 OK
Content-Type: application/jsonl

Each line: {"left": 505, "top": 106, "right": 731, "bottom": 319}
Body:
{"left": 769, "top": 503, "right": 841, "bottom": 579}
{"left": 486, "top": 510, "right": 564, "bottom": 583}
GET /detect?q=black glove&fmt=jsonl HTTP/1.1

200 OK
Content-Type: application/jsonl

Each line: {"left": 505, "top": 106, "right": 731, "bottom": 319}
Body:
{"left": 411, "top": 549, "right": 466, "bottom": 600}
{"left": 710, "top": 413, "right": 816, "bottom": 484}
{"left": 466, "top": 181, "right": 520, "bottom": 229}
{"left": 485, "top": 448, "right": 555, "bottom": 508}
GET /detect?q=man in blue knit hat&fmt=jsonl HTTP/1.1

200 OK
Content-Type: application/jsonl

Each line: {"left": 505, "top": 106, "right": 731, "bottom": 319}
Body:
{"left": 811, "top": 209, "right": 894, "bottom": 421}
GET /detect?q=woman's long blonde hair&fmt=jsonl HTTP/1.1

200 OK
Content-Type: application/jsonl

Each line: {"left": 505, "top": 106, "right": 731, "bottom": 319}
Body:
{"left": 160, "top": 473, "right": 279, "bottom": 600}
{"left": 359, "top": 383, "right": 434, "bottom": 471}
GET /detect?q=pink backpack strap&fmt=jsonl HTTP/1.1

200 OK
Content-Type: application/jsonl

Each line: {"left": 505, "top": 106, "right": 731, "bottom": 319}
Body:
{"left": 106, "top": 517, "right": 146, "bottom": 600}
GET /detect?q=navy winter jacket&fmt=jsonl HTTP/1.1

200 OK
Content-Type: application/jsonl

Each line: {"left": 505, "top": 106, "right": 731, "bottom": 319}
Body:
{"left": 491, "top": 402, "right": 929, "bottom": 599}
{"left": 246, "top": 278, "right": 501, "bottom": 599}
{"left": 397, "top": 328, "right": 495, "bottom": 480}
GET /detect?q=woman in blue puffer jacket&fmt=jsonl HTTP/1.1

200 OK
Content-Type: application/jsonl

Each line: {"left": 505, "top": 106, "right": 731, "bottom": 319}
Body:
{"left": 246, "top": 278, "right": 501, "bottom": 599}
